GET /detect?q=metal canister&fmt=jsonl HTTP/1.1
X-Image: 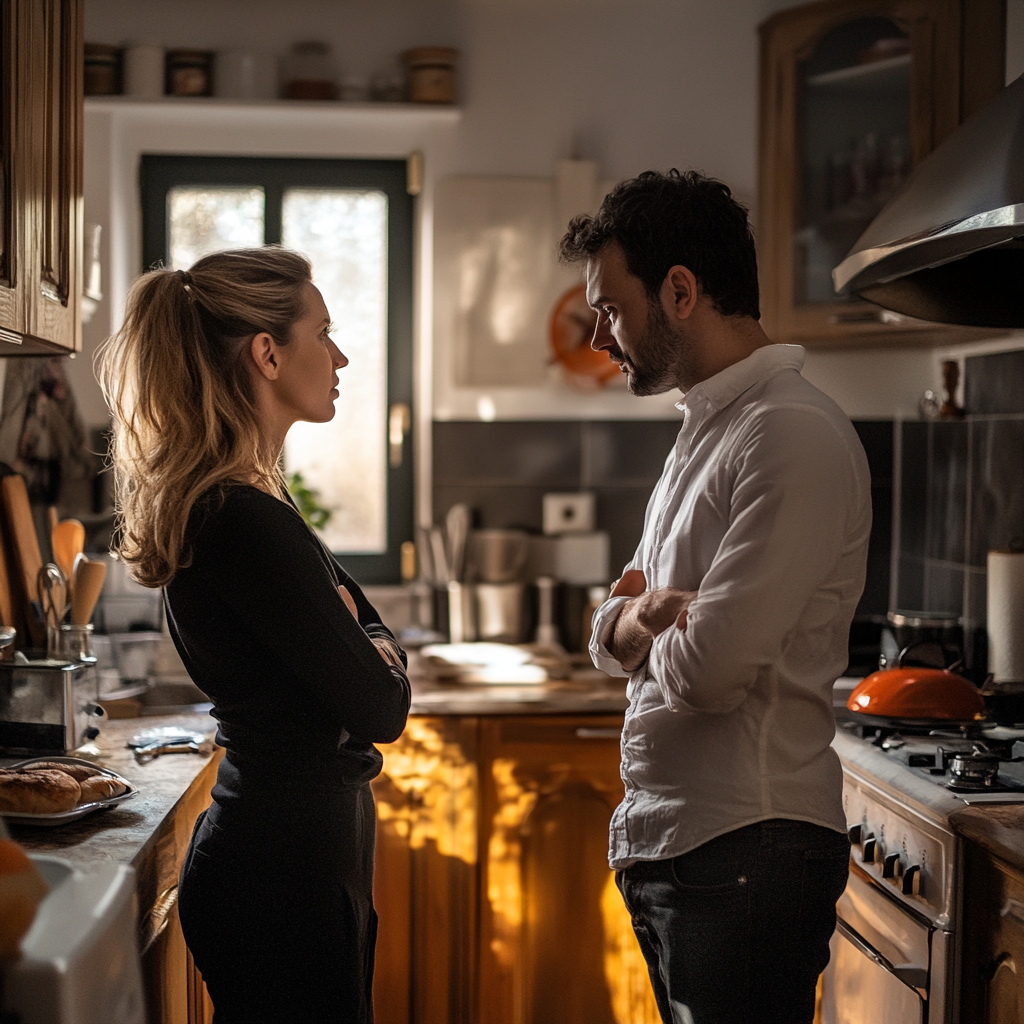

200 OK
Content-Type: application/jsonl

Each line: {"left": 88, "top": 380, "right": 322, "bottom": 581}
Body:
{"left": 402, "top": 47, "right": 458, "bottom": 104}
{"left": 166, "top": 49, "right": 213, "bottom": 97}
{"left": 84, "top": 42, "right": 120, "bottom": 95}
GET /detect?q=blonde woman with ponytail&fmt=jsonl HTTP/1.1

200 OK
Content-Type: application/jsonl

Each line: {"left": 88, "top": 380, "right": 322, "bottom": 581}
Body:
{"left": 98, "top": 248, "right": 410, "bottom": 1024}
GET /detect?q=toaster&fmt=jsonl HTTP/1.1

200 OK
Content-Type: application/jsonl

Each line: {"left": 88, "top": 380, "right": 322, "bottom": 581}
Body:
{"left": 0, "top": 661, "right": 104, "bottom": 756}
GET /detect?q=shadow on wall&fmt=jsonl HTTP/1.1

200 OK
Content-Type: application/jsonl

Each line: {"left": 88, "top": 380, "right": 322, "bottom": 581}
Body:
{"left": 433, "top": 417, "right": 895, "bottom": 662}
{"left": 893, "top": 347, "right": 1024, "bottom": 676}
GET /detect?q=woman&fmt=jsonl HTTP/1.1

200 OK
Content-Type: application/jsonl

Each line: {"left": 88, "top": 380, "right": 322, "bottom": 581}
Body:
{"left": 98, "top": 248, "right": 410, "bottom": 1023}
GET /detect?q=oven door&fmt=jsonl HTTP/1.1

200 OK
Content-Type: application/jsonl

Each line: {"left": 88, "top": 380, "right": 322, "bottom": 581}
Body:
{"left": 820, "top": 866, "right": 930, "bottom": 1024}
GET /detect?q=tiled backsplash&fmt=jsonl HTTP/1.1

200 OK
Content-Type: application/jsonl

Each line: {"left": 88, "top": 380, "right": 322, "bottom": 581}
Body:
{"left": 894, "top": 347, "right": 1024, "bottom": 673}
{"left": 433, "top": 418, "right": 894, "bottom": 626}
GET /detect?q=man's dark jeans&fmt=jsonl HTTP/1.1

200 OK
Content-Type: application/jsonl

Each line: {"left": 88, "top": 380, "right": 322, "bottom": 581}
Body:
{"left": 616, "top": 818, "right": 850, "bottom": 1024}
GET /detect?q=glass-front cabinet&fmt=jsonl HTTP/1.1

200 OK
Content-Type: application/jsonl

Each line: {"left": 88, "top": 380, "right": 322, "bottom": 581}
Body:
{"left": 758, "top": 0, "right": 1004, "bottom": 348}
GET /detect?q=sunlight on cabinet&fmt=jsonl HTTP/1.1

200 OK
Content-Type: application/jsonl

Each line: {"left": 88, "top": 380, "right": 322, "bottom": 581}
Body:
{"left": 376, "top": 718, "right": 478, "bottom": 863}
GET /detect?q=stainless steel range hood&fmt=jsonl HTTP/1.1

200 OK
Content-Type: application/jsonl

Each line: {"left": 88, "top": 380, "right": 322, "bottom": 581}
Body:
{"left": 832, "top": 74, "right": 1024, "bottom": 328}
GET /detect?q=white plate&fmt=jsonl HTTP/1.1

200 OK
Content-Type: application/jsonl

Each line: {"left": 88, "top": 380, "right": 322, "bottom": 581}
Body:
{"left": 0, "top": 756, "right": 138, "bottom": 826}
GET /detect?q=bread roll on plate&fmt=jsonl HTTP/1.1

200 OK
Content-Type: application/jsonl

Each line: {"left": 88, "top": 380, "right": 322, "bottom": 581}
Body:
{"left": 0, "top": 770, "right": 81, "bottom": 814}
{"left": 77, "top": 775, "right": 129, "bottom": 804}
{"left": 21, "top": 761, "right": 102, "bottom": 783}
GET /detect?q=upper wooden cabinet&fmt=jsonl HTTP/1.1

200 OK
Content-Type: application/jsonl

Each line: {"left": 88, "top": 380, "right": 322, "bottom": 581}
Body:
{"left": 758, "top": 0, "right": 1005, "bottom": 348}
{"left": 0, "top": 0, "right": 82, "bottom": 355}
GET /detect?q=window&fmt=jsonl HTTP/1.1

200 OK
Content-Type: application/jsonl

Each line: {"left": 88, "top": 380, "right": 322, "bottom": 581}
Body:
{"left": 141, "top": 155, "right": 414, "bottom": 584}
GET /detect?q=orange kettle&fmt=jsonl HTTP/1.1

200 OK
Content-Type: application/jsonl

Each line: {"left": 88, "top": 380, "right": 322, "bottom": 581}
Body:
{"left": 848, "top": 646, "right": 985, "bottom": 723}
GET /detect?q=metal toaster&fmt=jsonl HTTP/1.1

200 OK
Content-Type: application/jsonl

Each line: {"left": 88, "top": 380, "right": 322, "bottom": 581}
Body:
{"left": 0, "top": 661, "right": 104, "bottom": 756}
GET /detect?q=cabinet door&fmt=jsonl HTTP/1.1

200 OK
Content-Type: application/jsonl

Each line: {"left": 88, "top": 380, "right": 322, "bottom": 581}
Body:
{"left": 477, "top": 716, "right": 659, "bottom": 1024}
{"left": 0, "top": 1, "right": 30, "bottom": 344}
{"left": 23, "top": 0, "right": 82, "bottom": 352}
{"left": 758, "top": 0, "right": 1004, "bottom": 348}
{"left": 372, "top": 716, "right": 481, "bottom": 1024}
{"left": 962, "top": 844, "right": 1024, "bottom": 1024}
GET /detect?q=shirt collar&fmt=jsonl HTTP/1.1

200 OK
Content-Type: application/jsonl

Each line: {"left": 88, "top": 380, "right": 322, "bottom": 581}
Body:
{"left": 674, "top": 344, "right": 806, "bottom": 414}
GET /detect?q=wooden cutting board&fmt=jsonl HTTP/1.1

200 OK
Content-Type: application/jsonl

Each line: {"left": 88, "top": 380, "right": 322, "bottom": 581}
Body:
{"left": 0, "top": 474, "right": 45, "bottom": 647}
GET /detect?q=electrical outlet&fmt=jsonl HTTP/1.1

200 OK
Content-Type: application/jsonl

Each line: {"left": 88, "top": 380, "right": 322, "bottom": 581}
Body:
{"left": 543, "top": 492, "right": 595, "bottom": 535}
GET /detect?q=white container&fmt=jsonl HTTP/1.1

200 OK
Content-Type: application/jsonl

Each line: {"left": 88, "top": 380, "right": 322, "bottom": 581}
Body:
{"left": 554, "top": 531, "right": 610, "bottom": 585}
{"left": 213, "top": 50, "right": 277, "bottom": 99}
{"left": 122, "top": 44, "right": 164, "bottom": 97}
{"left": 2, "top": 860, "right": 145, "bottom": 1024}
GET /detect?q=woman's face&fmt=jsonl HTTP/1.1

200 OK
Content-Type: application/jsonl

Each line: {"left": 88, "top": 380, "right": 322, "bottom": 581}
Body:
{"left": 275, "top": 282, "right": 348, "bottom": 425}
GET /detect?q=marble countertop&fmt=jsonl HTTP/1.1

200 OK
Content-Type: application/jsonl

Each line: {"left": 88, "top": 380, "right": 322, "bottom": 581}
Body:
{"left": 2, "top": 712, "right": 222, "bottom": 930}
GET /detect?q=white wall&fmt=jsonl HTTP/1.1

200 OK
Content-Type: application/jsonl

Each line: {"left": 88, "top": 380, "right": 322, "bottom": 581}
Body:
{"left": 67, "top": 0, "right": 1024, "bottom": 433}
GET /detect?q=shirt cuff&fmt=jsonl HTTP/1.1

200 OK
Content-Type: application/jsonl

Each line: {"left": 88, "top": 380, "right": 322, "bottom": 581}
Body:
{"left": 589, "top": 596, "right": 631, "bottom": 678}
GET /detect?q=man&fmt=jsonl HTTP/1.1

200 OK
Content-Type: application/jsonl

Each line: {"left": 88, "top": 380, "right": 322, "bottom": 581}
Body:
{"left": 559, "top": 169, "right": 871, "bottom": 1024}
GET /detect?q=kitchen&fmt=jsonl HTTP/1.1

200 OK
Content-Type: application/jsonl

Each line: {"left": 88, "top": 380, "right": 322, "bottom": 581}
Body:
{"left": 1, "top": 0, "right": 1024, "bottom": 1022}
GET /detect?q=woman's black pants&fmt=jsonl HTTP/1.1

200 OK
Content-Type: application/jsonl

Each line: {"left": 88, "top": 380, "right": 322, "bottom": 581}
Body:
{"left": 178, "top": 781, "right": 378, "bottom": 1024}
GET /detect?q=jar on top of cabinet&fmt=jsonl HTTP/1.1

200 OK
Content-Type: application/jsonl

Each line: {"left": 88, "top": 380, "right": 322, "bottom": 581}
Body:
{"left": 166, "top": 50, "right": 213, "bottom": 96}
{"left": 402, "top": 47, "right": 458, "bottom": 104}
{"left": 84, "top": 43, "right": 119, "bottom": 95}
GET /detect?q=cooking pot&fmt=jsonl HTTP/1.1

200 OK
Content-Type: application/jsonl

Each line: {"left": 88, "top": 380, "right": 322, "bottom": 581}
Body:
{"left": 847, "top": 643, "right": 985, "bottom": 725}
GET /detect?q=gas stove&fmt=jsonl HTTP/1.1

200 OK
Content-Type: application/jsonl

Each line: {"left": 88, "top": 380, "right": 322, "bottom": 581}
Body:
{"left": 823, "top": 685, "right": 1024, "bottom": 1023}
{"left": 852, "top": 724, "right": 1024, "bottom": 799}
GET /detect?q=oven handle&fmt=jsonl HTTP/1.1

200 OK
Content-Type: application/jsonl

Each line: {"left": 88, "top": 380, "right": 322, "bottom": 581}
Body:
{"left": 836, "top": 918, "right": 929, "bottom": 993}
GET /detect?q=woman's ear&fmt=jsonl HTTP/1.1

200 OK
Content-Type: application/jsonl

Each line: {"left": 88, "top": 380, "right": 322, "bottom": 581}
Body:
{"left": 249, "top": 332, "right": 280, "bottom": 380}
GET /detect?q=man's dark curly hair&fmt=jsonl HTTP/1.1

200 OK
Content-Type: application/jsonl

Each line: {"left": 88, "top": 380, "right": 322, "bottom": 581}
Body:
{"left": 558, "top": 169, "right": 760, "bottom": 320}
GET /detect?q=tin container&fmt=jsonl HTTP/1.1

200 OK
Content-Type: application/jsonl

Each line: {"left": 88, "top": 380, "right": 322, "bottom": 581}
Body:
{"left": 84, "top": 43, "right": 119, "bottom": 95}
{"left": 403, "top": 47, "right": 458, "bottom": 104}
{"left": 166, "top": 49, "right": 213, "bottom": 97}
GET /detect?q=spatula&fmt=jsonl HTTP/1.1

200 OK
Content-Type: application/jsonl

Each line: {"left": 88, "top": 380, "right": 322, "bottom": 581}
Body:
{"left": 1, "top": 475, "right": 45, "bottom": 647}
{"left": 71, "top": 558, "right": 107, "bottom": 626}
{"left": 51, "top": 519, "right": 85, "bottom": 590}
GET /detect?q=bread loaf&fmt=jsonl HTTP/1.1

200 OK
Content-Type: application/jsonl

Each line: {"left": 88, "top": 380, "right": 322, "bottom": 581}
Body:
{"left": 21, "top": 761, "right": 102, "bottom": 783}
{"left": 0, "top": 769, "right": 81, "bottom": 814}
{"left": 77, "top": 775, "right": 128, "bottom": 804}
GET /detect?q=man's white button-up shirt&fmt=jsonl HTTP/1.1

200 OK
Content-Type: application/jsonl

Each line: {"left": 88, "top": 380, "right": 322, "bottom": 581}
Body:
{"left": 592, "top": 344, "right": 871, "bottom": 869}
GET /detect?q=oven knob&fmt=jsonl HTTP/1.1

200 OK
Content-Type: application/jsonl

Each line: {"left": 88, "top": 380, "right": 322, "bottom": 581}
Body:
{"left": 847, "top": 824, "right": 862, "bottom": 845}
{"left": 862, "top": 836, "right": 878, "bottom": 864}
{"left": 883, "top": 852, "right": 902, "bottom": 879}
{"left": 902, "top": 864, "right": 923, "bottom": 896}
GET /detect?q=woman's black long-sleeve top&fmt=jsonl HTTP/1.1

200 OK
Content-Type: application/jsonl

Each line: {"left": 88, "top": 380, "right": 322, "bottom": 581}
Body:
{"left": 164, "top": 485, "right": 411, "bottom": 786}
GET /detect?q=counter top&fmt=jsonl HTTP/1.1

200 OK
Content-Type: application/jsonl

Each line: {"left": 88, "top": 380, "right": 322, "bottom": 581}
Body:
{"left": 409, "top": 672, "right": 629, "bottom": 715}
{"left": 2, "top": 712, "right": 222, "bottom": 945}
{"left": 950, "top": 805, "right": 1024, "bottom": 874}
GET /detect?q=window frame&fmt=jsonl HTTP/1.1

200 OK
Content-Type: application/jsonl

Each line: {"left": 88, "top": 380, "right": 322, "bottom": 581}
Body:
{"left": 140, "top": 153, "right": 414, "bottom": 585}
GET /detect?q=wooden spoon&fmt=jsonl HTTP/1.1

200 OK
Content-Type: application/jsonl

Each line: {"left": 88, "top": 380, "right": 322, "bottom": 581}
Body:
{"left": 71, "top": 559, "right": 107, "bottom": 626}
{"left": 51, "top": 519, "right": 85, "bottom": 589}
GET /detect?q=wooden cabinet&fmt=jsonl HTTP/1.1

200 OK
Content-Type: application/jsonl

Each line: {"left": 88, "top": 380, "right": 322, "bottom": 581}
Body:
{"left": 758, "top": 0, "right": 1004, "bottom": 348}
{"left": 0, "top": 0, "right": 82, "bottom": 355}
{"left": 961, "top": 843, "right": 1024, "bottom": 1024}
{"left": 372, "top": 714, "right": 659, "bottom": 1024}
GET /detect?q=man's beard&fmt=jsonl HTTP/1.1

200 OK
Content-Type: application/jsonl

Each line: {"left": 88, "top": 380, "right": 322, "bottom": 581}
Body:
{"left": 623, "top": 299, "right": 683, "bottom": 397}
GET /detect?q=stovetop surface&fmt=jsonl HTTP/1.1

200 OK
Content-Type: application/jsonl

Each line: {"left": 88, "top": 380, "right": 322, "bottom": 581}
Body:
{"left": 833, "top": 697, "right": 1024, "bottom": 816}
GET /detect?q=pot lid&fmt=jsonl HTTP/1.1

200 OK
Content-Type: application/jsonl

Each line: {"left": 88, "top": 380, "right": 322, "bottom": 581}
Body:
{"left": 832, "top": 74, "right": 1024, "bottom": 327}
{"left": 848, "top": 666, "right": 986, "bottom": 722}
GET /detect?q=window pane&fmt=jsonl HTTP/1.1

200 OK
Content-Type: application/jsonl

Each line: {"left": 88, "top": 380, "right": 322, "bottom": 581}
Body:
{"left": 168, "top": 187, "right": 265, "bottom": 269}
{"left": 282, "top": 189, "right": 389, "bottom": 554}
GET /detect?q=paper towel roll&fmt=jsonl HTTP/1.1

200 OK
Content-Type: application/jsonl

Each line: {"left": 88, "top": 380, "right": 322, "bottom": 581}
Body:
{"left": 987, "top": 550, "right": 1024, "bottom": 683}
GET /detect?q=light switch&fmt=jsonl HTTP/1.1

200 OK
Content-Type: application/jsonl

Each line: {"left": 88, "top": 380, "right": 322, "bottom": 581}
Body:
{"left": 543, "top": 492, "right": 595, "bottom": 535}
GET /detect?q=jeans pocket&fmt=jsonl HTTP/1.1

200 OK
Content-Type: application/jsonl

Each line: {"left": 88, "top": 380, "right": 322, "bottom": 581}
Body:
{"left": 669, "top": 844, "right": 752, "bottom": 895}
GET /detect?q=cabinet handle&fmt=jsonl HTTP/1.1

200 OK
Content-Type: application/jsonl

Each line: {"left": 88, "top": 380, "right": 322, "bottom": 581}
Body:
{"left": 138, "top": 884, "right": 179, "bottom": 956}
{"left": 574, "top": 727, "right": 620, "bottom": 740}
{"left": 389, "top": 403, "right": 411, "bottom": 468}
{"left": 1002, "top": 899, "right": 1024, "bottom": 928}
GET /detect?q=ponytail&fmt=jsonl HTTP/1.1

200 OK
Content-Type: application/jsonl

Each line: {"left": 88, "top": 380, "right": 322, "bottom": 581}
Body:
{"left": 96, "top": 248, "right": 312, "bottom": 587}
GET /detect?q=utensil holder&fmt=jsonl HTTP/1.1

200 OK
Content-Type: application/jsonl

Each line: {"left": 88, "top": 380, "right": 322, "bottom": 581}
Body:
{"left": 58, "top": 623, "right": 96, "bottom": 663}
{"left": 446, "top": 581, "right": 476, "bottom": 643}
